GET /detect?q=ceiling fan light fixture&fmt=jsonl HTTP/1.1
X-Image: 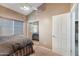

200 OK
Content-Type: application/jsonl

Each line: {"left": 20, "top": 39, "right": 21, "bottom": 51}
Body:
{"left": 20, "top": 6, "right": 30, "bottom": 11}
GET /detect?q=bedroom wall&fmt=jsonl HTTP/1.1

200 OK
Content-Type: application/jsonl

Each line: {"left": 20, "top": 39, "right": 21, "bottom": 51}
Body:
{"left": 27, "top": 3, "right": 72, "bottom": 49}
{"left": 0, "top": 5, "right": 27, "bottom": 36}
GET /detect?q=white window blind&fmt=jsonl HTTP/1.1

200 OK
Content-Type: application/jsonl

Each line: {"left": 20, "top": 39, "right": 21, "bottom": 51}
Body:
{"left": 14, "top": 20, "right": 23, "bottom": 35}
{"left": 0, "top": 18, "right": 13, "bottom": 36}
{"left": 0, "top": 18, "right": 23, "bottom": 36}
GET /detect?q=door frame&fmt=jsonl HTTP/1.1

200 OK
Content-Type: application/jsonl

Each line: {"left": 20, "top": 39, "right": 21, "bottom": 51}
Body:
{"left": 27, "top": 20, "right": 39, "bottom": 41}
{"left": 70, "top": 3, "right": 78, "bottom": 56}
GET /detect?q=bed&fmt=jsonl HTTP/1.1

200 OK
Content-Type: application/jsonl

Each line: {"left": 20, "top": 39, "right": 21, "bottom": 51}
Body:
{"left": 0, "top": 35, "right": 34, "bottom": 56}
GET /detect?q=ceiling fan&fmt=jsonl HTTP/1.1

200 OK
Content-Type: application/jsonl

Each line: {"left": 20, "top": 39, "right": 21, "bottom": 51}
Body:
{"left": 20, "top": 3, "right": 38, "bottom": 11}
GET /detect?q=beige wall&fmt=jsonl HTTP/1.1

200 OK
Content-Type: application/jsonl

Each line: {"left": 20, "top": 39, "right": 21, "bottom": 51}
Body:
{"left": 0, "top": 5, "right": 27, "bottom": 36}
{"left": 27, "top": 3, "right": 71, "bottom": 49}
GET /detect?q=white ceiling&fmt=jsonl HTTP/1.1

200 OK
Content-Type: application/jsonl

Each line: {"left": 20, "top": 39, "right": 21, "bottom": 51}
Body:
{"left": 0, "top": 3, "right": 43, "bottom": 15}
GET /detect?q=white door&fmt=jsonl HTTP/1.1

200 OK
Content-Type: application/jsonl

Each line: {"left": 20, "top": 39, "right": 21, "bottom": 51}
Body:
{"left": 52, "top": 16, "right": 61, "bottom": 53}
{"left": 52, "top": 13, "right": 71, "bottom": 56}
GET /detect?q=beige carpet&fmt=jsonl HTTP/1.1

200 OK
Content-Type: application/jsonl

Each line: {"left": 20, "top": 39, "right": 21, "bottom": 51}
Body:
{"left": 30, "top": 41, "right": 60, "bottom": 56}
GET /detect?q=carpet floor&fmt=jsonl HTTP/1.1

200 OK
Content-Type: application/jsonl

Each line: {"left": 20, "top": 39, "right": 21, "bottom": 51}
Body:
{"left": 30, "top": 41, "right": 60, "bottom": 56}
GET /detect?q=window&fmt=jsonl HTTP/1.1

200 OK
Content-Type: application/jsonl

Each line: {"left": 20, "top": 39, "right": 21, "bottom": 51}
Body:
{"left": 0, "top": 18, "right": 13, "bottom": 36}
{"left": 14, "top": 20, "right": 23, "bottom": 35}
{"left": 0, "top": 18, "right": 24, "bottom": 36}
